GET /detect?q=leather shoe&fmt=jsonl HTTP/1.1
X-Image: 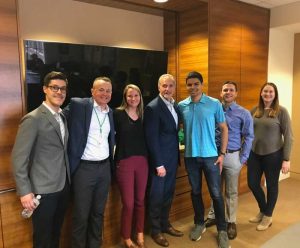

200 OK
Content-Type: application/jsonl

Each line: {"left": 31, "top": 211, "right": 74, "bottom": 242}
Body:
{"left": 151, "top": 233, "right": 169, "bottom": 247}
{"left": 205, "top": 218, "right": 217, "bottom": 228}
{"left": 124, "top": 242, "right": 138, "bottom": 248}
{"left": 227, "top": 222, "right": 237, "bottom": 240}
{"left": 136, "top": 240, "right": 147, "bottom": 248}
{"left": 163, "top": 226, "right": 184, "bottom": 237}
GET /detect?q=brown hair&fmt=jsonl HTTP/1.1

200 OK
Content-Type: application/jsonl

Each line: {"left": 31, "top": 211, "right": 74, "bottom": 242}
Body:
{"left": 253, "top": 82, "right": 280, "bottom": 118}
{"left": 43, "top": 71, "right": 68, "bottom": 86}
{"left": 117, "top": 84, "right": 144, "bottom": 119}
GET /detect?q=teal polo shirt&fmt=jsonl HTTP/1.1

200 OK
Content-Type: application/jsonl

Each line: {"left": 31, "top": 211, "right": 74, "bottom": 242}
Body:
{"left": 178, "top": 93, "right": 225, "bottom": 158}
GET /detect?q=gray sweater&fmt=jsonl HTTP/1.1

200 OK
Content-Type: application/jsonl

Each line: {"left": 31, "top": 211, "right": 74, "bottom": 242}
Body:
{"left": 251, "top": 106, "right": 293, "bottom": 160}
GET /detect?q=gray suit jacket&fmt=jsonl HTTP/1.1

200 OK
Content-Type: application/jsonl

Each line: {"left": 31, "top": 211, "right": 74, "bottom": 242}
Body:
{"left": 12, "top": 104, "right": 70, "bottom": 196}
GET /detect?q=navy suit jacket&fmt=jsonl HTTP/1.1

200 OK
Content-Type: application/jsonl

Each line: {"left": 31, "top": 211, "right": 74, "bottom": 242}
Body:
{"left": 144, "top": 96, "right": 180, "bottom": 171}
{"left": 64, "top": 97, "right": 115, "bottom": 174}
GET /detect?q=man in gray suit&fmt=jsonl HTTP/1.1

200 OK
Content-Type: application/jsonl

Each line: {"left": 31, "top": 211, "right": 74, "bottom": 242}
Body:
{"left": 12, "top": 71, "right": 71, "bottom": 248}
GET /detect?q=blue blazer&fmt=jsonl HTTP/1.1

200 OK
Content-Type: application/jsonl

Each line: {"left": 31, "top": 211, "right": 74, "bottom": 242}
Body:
{"left": 64, "top": 97, "right": 115, "bottom": 174}
{"left": 144, "top": 96, "right": 180, "bottom": 171}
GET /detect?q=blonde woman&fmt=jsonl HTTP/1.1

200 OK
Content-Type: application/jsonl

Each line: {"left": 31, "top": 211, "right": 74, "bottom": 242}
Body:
{"left": 113, "top": 84, "right": 148, "bottom": 248}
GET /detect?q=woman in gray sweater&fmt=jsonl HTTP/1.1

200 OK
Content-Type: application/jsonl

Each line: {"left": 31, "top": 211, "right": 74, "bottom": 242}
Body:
{"left": 247, "top": 82, "right": 293, "bottom": 231}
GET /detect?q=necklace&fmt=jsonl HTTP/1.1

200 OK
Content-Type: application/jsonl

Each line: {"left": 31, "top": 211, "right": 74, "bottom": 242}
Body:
{"left": 93, "top": 108, "right": 107, "bottom": 142}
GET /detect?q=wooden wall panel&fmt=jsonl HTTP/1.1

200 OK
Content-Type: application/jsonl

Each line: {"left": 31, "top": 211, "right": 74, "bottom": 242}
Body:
{"left": 0, "top": 0, "right": 22, "bottom": 190}
{"left": 0, "top": 191, "right": 32, "bottom": 248}
{"left": 103, "top": 184, "right": 122, "bottom": 246}
{"left": 177, "top": 4, "right": 208, "bottom": 101}
{"left": 0, "top": 201, "right": 3, "bottom": 248}
{"left": 164, "top": 11, "right": 177, "bottom": 85}
{"left": 208, "top": 0, "right": 242, "bottom": 100}
{"left": 240, "top": 3, "right": 269, "bottom": 110}
{"left": 208, "top": 0, "right": 269, "bottom": 109}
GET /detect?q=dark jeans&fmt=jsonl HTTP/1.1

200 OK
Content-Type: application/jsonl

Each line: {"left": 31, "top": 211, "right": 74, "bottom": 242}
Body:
{"left": 247, "top": 149, "right": 283, "bottom": 217}
{"left": 32, "top": 180, "right": 70, "bottom": 248}
{"left": 71, "top": 160, "right": 111, "bottom": 248}
{"left": 185, "top": 157, "right": 226, "bottom": 231}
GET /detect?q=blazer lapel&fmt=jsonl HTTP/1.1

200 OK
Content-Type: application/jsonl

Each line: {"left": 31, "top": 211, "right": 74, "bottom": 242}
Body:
{"left": 61, "top": 112, "right": 68, "bottom": 148}
{"left": 158, "top": 97, "right": 177, "bottom": 129}
{"left": 40, "top": 105, "right": 64, "bottom": 144}
{"left": 85, "top": 98, "right": 94, "bottom": 135}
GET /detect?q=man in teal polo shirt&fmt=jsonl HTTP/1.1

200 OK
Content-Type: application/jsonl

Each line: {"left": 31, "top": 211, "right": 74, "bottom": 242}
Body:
{"left": 178, "top": 71, "right": 230, "bottom": 248}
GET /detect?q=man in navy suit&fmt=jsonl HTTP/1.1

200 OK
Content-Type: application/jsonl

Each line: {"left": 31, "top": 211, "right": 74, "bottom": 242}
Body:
{"left": 64, "top": 77, "right": 115, "bottom": 248}
{"left": 144, "top": 74, "right": 183, "bottom": 247}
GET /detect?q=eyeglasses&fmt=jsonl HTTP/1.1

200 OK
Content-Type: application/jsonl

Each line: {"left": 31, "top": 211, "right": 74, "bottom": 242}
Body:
{"left": 47, "top": 85, "right": 67, "bottom": 94}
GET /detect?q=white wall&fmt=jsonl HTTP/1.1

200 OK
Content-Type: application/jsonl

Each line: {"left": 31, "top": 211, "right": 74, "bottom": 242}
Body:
{"left": 268, "top": 28, "right": 294, "bottom": 115}
{"left": 271, "top": 1, "right": 300, "bottom": 29}
{"left": 17, "top": 0, "right": 164, "bottom": 51}
{"left": 268, "top": 4, "right": 300, "bottom": 180}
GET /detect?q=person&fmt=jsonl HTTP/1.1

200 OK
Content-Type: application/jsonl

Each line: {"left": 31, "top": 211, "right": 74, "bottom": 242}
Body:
{"left": 64, "top": 76, "right": 115, "bottom": 248}
{"left": 205, "top": 81, "right": 254, "bottom": 240}
{"left": 113, "top": 84, "right": 149, "bottom": 248}
{"left": 12, "top": 71, "right": 70, "bottom": 247}
{"left": 144, "top": 74, "right": 183, "bottom": 247}
{"left": 178, "top": 71, "right": 230, "bottom": 248}
{"left": 247, "top": 82, "right": 293, "bottom": 231}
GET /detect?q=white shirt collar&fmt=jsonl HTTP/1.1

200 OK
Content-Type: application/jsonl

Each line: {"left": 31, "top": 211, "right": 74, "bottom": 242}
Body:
{"left": 42, "top": 102, "right": 62, "bottom": 115}
{"left": 159, "top": 94, "right": 175, "bottom": 105}
{"left": 93, "top": 100, "right": 109, "bottom": 114}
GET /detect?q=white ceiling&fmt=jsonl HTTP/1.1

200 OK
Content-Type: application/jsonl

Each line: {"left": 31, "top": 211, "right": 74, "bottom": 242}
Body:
{"left": 238, "top": 0, "right": 300, "bottom": 8}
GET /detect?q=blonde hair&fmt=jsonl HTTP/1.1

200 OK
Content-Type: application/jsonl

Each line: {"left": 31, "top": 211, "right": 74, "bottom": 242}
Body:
{"left": 117, "top": 84, "right": 144, "bottom": 119}
{"left": 253, "top": 82, "right": 280, "bottom": 118}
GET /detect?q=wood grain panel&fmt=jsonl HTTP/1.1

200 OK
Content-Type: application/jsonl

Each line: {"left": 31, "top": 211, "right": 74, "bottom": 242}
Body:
{"left": 238, "top": 166, "right": 249, "bottom": 195}
{"left": 240, "top": 2, "right": 269, "bottom": 110}
{"left": 75, "top": 0, "right": 207, "bottom": 14}
{"left": 0, "top": 191, "right": 32, "bottom": 248}
{"left": 0, "top": 0, "right": 22, "bottom": 191}
{"left": 208, "top": 0, "right": 269, "bottom": 108}
{"left": 178, "top": 4, "right": 208, "bottom": 101}
{"left": 164, "top": 11, "right": 178, "bottom": 88}
{"left": 0, "top": 200, "right": 3, "bottom": 248}
{"left": 103, "top": 184, "right": 122, "bottom": 246}
{"left": 208, "top": 0, "right": 242, "bottom": 100}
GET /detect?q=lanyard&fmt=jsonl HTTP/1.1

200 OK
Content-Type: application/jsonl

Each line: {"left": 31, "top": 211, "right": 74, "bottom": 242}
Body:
{"left": 93, "top": 107, "right": 107, "bottom": 135}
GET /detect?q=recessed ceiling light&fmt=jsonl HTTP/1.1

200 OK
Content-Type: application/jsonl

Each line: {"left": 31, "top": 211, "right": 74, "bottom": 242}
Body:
{"left": 154, "top": 0, "right": 169, "bottom": 3}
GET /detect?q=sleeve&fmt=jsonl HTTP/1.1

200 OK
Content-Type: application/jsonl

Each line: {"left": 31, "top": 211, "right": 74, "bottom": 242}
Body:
{"left": 11, "top": 114, "right": 38, "bottom": 196}
{"left": 279, "top": 106, "right": 293, "bottom": 160}
{"left": 144, "top": 105, "right": 163, "bottom": 168}
{"left": 240, "top": 110, "right": 254, "bottom": 164}
{"left": 215, "top": 100, "right": 226, "bottom": 124}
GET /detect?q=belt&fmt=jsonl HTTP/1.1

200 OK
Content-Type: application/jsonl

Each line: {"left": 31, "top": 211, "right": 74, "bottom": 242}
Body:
{"left": 80, "top": 158, "right": 109, "bottom": 164}
{"left": 227, "top": 149, "right": 241, "bottom": 153}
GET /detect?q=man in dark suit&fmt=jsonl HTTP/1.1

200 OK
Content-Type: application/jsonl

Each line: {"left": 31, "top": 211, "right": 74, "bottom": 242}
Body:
{"left": 64, "top": 76, "right": 115, "bottom": 248}
{"left": 144, "top": 74, "right": 183, "bottom": 247}
{"left": 12, "top": 71, "right": 70, "bottom": 247}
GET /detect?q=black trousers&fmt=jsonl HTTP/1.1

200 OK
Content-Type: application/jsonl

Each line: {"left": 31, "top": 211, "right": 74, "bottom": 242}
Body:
{"left": 247, "top": 149, "right": 283, "bottom": 217}
{"left": 71, "top": 160, "right": 111, "bottom": 248}
{"left": 148, "top": 165, "right": 177, "bottom": 235}
{"left": 32, "top": 181, "right": 70, "bottom": 248}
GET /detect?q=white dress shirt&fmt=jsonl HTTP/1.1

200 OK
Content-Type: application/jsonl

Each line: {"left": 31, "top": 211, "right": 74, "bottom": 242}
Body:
{"left": 81, "top": 101, "right": 110, "bottom": 161}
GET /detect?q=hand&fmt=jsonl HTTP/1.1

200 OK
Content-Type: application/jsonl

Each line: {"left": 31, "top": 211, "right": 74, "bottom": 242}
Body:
{"left": 281, "top": 160, "right": 290, "bottom": 174}
{"left": 20, "top": 193, "right": 36, "bottom": 211}
{"left": 156, "top": 166, "right": 166, "bottom": 177}
{"left": 215, "top": 155, "right": 224, "bottom": 174}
